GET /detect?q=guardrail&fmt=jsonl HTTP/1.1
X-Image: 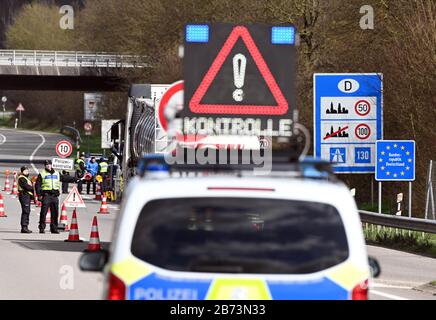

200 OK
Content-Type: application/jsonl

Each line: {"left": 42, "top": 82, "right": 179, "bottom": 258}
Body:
{"left": 0, "top": 50, "right": 148, "bottom": 68}
{"left": 359, "top": 210, "right": 436, "bottom": 234}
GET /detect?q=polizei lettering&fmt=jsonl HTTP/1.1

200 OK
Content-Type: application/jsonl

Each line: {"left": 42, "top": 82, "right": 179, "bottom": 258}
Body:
{"left": 133, "top": 287, "right": 199, "bottom": 300}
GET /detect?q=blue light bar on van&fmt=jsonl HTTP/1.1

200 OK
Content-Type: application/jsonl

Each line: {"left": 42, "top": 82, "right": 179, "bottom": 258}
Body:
{"left": 186, "top": 24, "right": 210, "bottom": 43}
{"left": 271, "top": 26, "right": 295, "bottom": 45}
{"left": 138, "top": 154, "right": 169, "bottom": 177}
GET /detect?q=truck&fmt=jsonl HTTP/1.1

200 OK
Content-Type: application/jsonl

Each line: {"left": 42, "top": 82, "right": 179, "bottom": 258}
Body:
{"left": 108, "top": 82, "right": 298, "bottom": 199}
{"left": 108, "top": 84, "right": 170, "bottom": 198}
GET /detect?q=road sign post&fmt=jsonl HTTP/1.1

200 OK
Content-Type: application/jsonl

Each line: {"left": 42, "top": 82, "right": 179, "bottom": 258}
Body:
{"left": 1, "top": 96, "right": 6, "bottom": 121}
{"left": 84, "top": 122, "right": 92, "bottom": 136}
{"left": 379, "top": 182, "right": 382, "bottom": 214}
{"left": 63, "top": 186, "right": 86, "bottom": 208}
{"left": 182, "top": 23, "right": 297, "bottom": 138}
{"left": 16, "top": 103, "right": 25, "bottom": 125}
{"left": 156, "top": 81, "right": 184, "bottom": 153}
{"left": 56, "top": 140, "right": 73, "bottom": 158}
{"left": 52, "top": 158, "right": 74, "bottom": 171}
{"left": 409, "top": 182, "right": 412, "bottom": 219}
{"left": 376, "top": 140, "right": 416, "bottom": 217}
{"left": 314, "top": 73, "right": 383, "bottom": 173}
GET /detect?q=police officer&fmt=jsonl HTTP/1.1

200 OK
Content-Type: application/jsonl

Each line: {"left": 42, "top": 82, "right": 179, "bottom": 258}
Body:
{"left": 18, "top": 166, "right": 34, "bottom": 234}
{"left": 35, "top": 160, "right": 77, "bottom": 234}
{"left": 75, "top": 155, "right": 86, "bottom": 194}
{"left": 98, "top": 157, "right": 109, "bottom": 192}
{"left": 61, "top": 170, "right": 70, "bottom": 194}
{"left": 86, "top": 157, "right": 99, "bottom": 195}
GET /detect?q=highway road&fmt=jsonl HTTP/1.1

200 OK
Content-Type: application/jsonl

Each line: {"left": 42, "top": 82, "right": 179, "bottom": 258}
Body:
{"left": 0, "top": 128, "right": 119, "bottom": 299}
{"left": 0, "top": 128, "right": 434, "bottom": 300}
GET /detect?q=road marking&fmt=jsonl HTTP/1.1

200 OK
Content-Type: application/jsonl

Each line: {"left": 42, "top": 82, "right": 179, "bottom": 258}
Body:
{"left": 0, "top": 133, "right": 6, "bottom": 145}
{"left": 29, "top": 133, "right": 46, "bottom": 174}
{"left": 371, "top": 283, "right": 412, "bottom": 290}
{"left": 371, "top": 290, "right": 409, "bottom": 300}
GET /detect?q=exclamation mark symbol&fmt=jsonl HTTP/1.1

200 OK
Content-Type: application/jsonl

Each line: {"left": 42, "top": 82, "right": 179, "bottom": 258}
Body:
{"left": 232, "top": 53, "right": 247, "bottom": 102}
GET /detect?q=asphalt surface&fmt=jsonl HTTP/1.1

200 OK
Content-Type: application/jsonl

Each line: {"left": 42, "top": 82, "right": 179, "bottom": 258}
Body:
{"left": 0, "top": 128, "right": 435, "bottom": 300}
{"left": 0, "top": 128, "right": 68, "bottom": 176}
{"left": 0, "top": 128, "right": 119, "bottom": 299}
{"left": 368, "top": 246, "right": 436, "bottom": 300}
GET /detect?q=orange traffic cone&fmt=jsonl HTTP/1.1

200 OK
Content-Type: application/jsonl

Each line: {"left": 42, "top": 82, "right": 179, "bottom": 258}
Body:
{"left": 94, "top": 183, "right": 102, "bottom": 201}
{"left": 65, "top": 209, "right": 83, "bottom": 242}
{"left": 0, "top": 193, "right": 7, "bottom": 218}
{"left": 3, "top": 174, "right": 10, "bottom": 192}
{"left": 59, "top": 204, "right": 69, "bottom": 232}
{"left": 98, "top": 196, "right": 109, "bottom": 214}
{"left": 10, "top": 178, "right": 18, "bottom": 196}
{"left": 86, "top": 216, "right": 102, "bottom": 251}
{"left": 45, "top": 208, "right": 51, "bottom": 224}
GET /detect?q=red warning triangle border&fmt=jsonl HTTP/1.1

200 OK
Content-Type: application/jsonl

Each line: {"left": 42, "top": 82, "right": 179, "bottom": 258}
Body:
{"left": 189, "top": 26, "right": 288, "bottom": 115}
{"left": 63, "top": 186, "right": 86, "bottom": 208}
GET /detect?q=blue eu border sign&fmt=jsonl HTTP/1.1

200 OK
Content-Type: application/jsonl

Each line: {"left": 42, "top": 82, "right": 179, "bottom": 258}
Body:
{"left": 314, "top": 73, "right": 383, "bottom": 174}
{"left": 375, "top": 140, "right": 415, "bottom": 181}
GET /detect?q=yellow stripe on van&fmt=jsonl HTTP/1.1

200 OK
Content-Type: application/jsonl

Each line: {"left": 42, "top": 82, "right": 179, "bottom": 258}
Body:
{"left": 206, "top": 278, "right": 271, "bottom": 300}
{"left": 111, "top": 258, "right": 152, "bottom": 285}
{"left": 326, "top": 262, "right": 369, "bottom": 290}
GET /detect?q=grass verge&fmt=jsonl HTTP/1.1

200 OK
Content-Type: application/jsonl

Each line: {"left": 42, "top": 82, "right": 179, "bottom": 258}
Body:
{"left": 363, "top": 224, "right": 436, "bottom": 258}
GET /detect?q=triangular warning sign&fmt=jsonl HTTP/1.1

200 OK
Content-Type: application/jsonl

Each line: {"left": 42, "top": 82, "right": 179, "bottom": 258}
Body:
{"left": 16, "top": 103, "right": 25, "bottom": 112}
{"left": 190, "top": 26, "right": 288, "bottom": 115}
{"left": 63, "top": 186, "right": 86, "bottom": 208}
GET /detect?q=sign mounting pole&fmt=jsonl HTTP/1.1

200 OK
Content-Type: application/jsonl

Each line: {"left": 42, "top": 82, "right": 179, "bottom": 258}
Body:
{"left": 378, "top": 181, "right": 382, "bottom": 214}
{"left": 408, "top": 181, "right": 412, "bottom": 218}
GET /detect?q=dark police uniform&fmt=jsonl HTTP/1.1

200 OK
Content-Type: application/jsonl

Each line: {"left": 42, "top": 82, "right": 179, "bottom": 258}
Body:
{"left": 36, "top": 166, "right": 78, "bottom": 233}
{"left": 36, "top": 168, "right": 62, "bottom": 233}
{"left": 18, "top": 172, "right": 34, "bottom": 233}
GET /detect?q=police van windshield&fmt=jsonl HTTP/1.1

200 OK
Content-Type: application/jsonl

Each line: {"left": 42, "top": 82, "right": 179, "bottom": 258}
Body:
{"left": 131, "top": 198, "right": 349, "bottom": 274}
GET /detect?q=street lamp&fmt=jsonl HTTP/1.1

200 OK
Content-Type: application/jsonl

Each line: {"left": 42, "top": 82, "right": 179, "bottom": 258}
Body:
{"left": 1, "top": 96, "right": 7, "bottom": 121}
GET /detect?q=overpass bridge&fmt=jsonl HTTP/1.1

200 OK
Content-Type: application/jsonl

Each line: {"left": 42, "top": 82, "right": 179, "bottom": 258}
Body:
{"left": 0, "top": 50, "right": 149, "bottom": 91}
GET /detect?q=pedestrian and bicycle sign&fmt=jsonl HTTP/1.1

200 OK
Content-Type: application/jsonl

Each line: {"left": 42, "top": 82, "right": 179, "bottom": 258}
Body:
{"left": 375, "top": 140, "right": 415, "bottom": 181}
{"left": 314, "top": 73, "right": 383, "bottom": 173}
{"left": 56, "top": 140, "right": 73, "bottom": 158}
{"left": 182, "top": 23, "right": 297, "bottom": 137}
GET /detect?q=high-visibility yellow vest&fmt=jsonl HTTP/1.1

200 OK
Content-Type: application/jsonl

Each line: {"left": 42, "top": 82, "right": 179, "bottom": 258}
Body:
{"left": 75, "top": 158, "right": 85, "bottom": 172}
{"left": 18, "top": 175, "right": 34, "bottom": 196}
{"left": 99, "top": 162, "right": 108, "bottom": 173}
{"left": 41, "top": 170, "right": 60, "bottom": 191}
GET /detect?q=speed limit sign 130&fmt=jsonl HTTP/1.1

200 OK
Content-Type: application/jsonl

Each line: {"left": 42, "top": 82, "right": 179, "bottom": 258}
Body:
{"left": 56, "top": 140, "right": 73, "bottom": 158}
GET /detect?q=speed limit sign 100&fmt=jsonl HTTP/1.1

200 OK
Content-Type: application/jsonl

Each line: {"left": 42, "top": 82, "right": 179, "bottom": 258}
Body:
{"left": 56, "top": 140, "right": 73, "bottom": 158}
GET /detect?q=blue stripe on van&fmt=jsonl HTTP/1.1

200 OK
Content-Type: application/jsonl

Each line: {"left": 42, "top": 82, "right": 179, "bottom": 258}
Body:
{"left": 267, "top": 277, "right": 349, "bottom": 300}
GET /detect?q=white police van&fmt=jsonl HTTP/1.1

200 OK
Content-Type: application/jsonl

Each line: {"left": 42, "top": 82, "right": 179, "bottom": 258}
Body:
{"left": 80, "top": 156, "right": 380, "bottom": 300}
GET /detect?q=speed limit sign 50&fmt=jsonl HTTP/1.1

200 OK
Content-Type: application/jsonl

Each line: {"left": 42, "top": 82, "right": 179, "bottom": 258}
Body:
{"left": 56, "top": 140, "right": 73, "bottom": 158}
{"left": 355, "top": 100, "right": 371, "bottom": 116}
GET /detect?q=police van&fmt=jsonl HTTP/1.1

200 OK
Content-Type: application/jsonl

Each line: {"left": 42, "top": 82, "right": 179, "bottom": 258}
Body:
{"left": 80, "top": 156, "right": 380, "bottom": 300}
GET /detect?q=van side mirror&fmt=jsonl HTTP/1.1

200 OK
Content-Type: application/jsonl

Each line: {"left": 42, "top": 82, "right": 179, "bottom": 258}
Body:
{"left": 368, "top": 256, "right": 381, "bottom": 278}
{"left": 79, "top": 250, "right": 109, "bottom": 272}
